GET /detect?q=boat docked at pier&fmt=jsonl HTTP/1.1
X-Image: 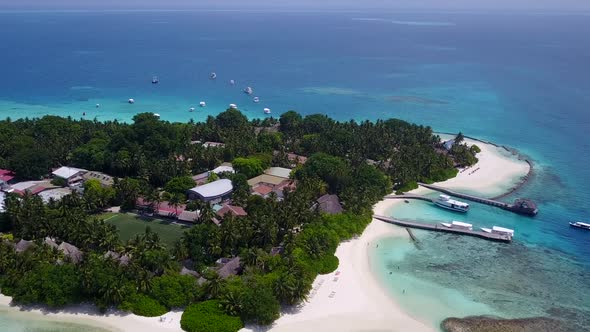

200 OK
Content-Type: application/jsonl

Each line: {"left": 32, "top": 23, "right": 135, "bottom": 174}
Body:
{"left": 481, "top": 226, "right": 515, "bottom": 238}
{"left": 570, "top": 221, "right": 590, "bottom": 231}
{"left": 440, "top": 221, "right": 473, "bottom": 230}
{"left": 434, "top": 194, "right": 469, "bottom": 212}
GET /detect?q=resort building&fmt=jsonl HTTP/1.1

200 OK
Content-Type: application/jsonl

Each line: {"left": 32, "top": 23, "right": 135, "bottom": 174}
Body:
{"left": 178, "top": 210, "right": 199, "bottom": 223}
{"left": 287, "top": 153, "right": 308, "bottom": 167}
{"left": 212, "top": 163, "right": 234, "bottom": 175}
{"left": 52, "top": 166, "right": 87, "bottom": 185}
{"left": 264, "top": 167, "right": 292, "bottom": 179}
{"left": 82, "top": 171, "right": 114, "bottom": 187}
{"left": 0, "top": 169, "right": 16, "bottom": 186}
{"left": 247, "top": 174, "right": 286, "bottom": 187}
{"left": 216, "top": 204, "right": 247, "bottom": 218}
{"left": 38, "top": 187, "right": 73, "bottom": 203}
{"left": 10, "top": 180, "right": 55, "bottom": 196}
{"left": 188, "top": 179, "right": 233, "bottom": 204}
{"left": 0, "top": 191, "right": 5, "bottom": 213}
{"left": 215, "top": 257, "right": 242, "bottom": 279}
{"left": 192, "top": 171, "right": 210, "bottom": 185}
{"left": 202, "top": 141, "right": 225, "bottom": 149}
{"left": 315, "top": 194, "right": 344, "bottom": 214}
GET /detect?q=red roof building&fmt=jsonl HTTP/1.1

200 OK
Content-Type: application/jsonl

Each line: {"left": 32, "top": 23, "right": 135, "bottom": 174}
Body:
{"left": 0, "top": 169, "right": 15, "bottom": 183}
{"left": 217, "top": 204, "right": 247, "bottom": 218}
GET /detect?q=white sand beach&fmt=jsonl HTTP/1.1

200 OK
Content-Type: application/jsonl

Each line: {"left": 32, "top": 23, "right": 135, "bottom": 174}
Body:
{"left": 243, "top": 137, "right": 530, "bottom": 332}
{"left": 0, "top": 294, "right": 183, "bottom": 332}
{"left": 0, "top": 137, "right": 529, "bottom": 332}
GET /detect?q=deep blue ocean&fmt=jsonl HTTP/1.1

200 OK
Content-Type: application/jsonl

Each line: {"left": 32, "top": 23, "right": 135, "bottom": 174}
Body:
{"left": 0, "top": 10, "right": 589, "bottom": 331}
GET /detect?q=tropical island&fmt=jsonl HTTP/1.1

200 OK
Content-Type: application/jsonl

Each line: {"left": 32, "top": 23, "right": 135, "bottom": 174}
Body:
{"left": 0, "top": 109, "right": 480, "bottom": 332}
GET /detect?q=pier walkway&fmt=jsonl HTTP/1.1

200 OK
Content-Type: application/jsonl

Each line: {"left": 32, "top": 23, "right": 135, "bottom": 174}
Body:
{"left": 417, "top": 183, "right": 538, "bottom": 216}
{"left": 373, "top": 215, "right": 512, "bottom": 243}
{"left": 384, "top": 193, "right": 434, "bottom": 203}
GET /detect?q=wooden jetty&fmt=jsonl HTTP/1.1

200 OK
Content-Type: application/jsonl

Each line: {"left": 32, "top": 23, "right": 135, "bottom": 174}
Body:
{"left": 373, "top": 215, "right": 512, "bottom": 243}
{"left": 417, "top": 183, "right": 538, "bottom": 216}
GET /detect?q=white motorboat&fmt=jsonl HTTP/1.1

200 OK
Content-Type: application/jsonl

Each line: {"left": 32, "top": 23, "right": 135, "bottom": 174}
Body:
{"left": 210, "top": 72, "right": 217, "bottom": 80}
{"left": 244, "top": 86, "right": 253, "bottom": 95}
{"left": 434, "top": 194, "right": 469, "bottom": 213}
{"left": 263, "top": 107, "right": 271, "bottom": 114}
{"left": 230, "top": 79, "right": 236, "bottom": 85}
{"left": 570, "top": 221, "right": 590, "bottom": 230}
{"left": 128, "top": 98, "right": 135, "bottom": 104}
{"left": 153, "top": 113, "right": 160, "bottom": 118}
{"left": 152, "top": 76, "right": 159, "bottom": 84}
{"left": 229, "top": 103, "right": 237, "bottom": 109}
{"left": 253, "top": 96, "right": 260, "bottom": 103}
{"left": 189, "top": 107, "right": 195, "bottom": 112}
{"left": 199, "top": 101, "right": 206, "bottom": 107}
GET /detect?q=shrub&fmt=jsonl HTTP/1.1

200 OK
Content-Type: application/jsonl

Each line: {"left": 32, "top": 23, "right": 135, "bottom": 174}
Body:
{"left": 181, "top": 300, "right": 243, "bottom": 332}
{"left": 120, "top": 294, "right": 167, "bottom": 317}
{"left": 316, "top": 255, "right": 339, "bottom": 275}
{"left": 51, "top": 177, "right": 67, "bottom": 187}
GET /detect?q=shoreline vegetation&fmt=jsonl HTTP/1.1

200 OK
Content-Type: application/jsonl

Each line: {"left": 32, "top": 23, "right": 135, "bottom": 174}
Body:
{"left": 0, "top": 111, "right": 511, "bottom": 332}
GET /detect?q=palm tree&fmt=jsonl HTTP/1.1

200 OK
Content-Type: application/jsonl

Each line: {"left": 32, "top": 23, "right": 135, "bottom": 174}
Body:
{"left": 203, "top": 271, "right": 224, "bottom": 298}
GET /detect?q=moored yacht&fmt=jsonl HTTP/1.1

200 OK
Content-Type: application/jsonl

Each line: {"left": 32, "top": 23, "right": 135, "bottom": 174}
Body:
{"left": 229, "top": 103, "right": 237, "bottom": 109}
{"left": 244, "top": 87, "right": 253, "bottom": 95}
{"left": 152, "top": 76, "right": 159, "bottom": 84}
{"left": 230, "top": 79, "right": 236, "bottom": 85}
{"left": 440, "top": 221, "right": 473, "bottom": 230}
{"left": 189, "top": 107, "right": 195, "bottom": 112}
{"left": 253, "top": 96, "right": 260, "bottom": 103}
{"left": 570, "top": 221, "right": 590, "bottom": 230}
{"left": 128, "top": 98, "right": 135, "bottom": 104}
{"left": 263, "top": 108, "right": 271, "bottom": 114}
{"left": 482, "top": 226, "right": 515, "bottom": 237}
{"left": 199, "top": 101, "right": 206, "bottom": 107}
{"left": 210, "top": 72, "right": 217, "bottom": 80}
{"left": 434, "top": 194, "right": 469, "bottom": 212}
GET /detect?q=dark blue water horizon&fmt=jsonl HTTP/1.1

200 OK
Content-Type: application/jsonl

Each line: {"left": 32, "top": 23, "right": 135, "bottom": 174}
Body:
{"left": 0, "top": 9, "right": 589, "bottom": 329}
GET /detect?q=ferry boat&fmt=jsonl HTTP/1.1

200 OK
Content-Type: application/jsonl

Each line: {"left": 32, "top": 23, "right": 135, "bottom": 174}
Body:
{"left": 481, "top": 226, "right": 515, "bottom": 237}
{"left": 263, "top": 108, "right": 271, "bottom": 114}
{"left": 244, "top": 87, "right": 253, "bottom": 95}
{"left": 253, "top": 96, "right": 260, "bottom": 103}
{"left": 199, "top": 101, "right": 206, "bottom": 107}
{"left": 434, "top": 194, "right": 469, "bottom": 213}
{"left": 569, "top": 221, "right": 590, "bottom": 230}
{"left": 210, "top": 72, "right": 217, "bottom": 80}
{"left": 440, "top": 221, "right": 473, "bottom": 230}
{"left": 152, "top": 76, "right": 159, "bottom": 84}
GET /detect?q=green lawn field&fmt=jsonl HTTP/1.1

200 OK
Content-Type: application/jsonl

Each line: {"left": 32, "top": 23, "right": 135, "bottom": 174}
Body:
{"left": 98, "top": 212, "right": 189, "bottom": 248}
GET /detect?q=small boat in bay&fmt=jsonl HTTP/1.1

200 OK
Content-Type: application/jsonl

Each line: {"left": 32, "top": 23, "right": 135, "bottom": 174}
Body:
{"left": 263, "top": 108, "right": 271, "bottom": 114}
{"left": 230, "top": 79, "right": 236, "bottom": 85}
{"left": 434, "top": 194, "right": 469, "bottom": 213}
{"left": 199, "top": 101, "right": 206, "bottom": 107}
{"left": 152, "top": 76, "right": 159, "bottom": 84}
{"left": 189, "top": 107, "right": 195, "bottom": 112}
{"left": 128, "top": 98, "right": 135, "bottom": 104}
{"left": 570, "top": 221, "right": 590, "bottom": 231}
{"left": 229, "top": 103, "right": 237, "bottom": 109}
{"left": 210, "top": 72, "right": 217, "bottom": 80}
{"left": 244, "top": 87, "right": 253, "bottom": 95}
{"left": 153, "top": 113, "right": 160, "bottom": 118}
{"left": 253, "top": 96, "right": 260, "bottom": 103}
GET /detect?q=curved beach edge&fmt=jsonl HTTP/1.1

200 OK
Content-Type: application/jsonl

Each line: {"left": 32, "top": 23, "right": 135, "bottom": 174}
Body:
{"left": 246, "top": 135, "right": 530, "bottom": 332}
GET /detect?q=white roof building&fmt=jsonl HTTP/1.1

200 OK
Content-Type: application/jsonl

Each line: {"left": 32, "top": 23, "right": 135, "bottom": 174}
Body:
{"left": 52, "top": 166, "right": 87, "bottom": 180}
{"left": 188, "top": 179, "right": 233, "bottom": 202}
{"left": 212, "top": 165, "right": 235, "bottom": 174}
{"left": 0, "top": 191, "right": 5, "bottom": 212}
{"left": 264, "top": 167, "right": 292, "bottom": 179}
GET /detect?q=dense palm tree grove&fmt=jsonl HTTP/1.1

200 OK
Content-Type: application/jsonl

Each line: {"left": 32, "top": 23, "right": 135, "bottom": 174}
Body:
{"left": 0, "top": 110, "right": 477, "bottom": 331}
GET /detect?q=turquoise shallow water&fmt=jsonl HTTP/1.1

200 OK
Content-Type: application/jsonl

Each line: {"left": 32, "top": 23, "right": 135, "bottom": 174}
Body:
{"left": 0, "top": 9, "right": 589, "bottom": 330}
{"left": 0, "top": 308, "right": 111, "bottom": 332}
